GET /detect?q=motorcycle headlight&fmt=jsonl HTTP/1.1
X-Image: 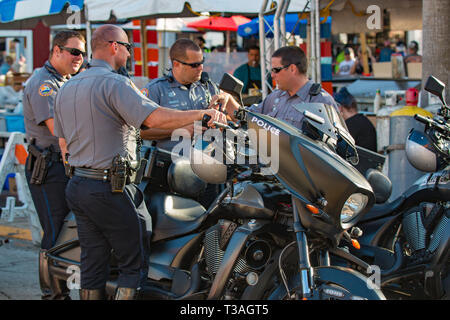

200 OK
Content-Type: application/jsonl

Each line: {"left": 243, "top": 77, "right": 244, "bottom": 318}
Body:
{"left": 341, "top": 193, "right": 369, "bottom": 225}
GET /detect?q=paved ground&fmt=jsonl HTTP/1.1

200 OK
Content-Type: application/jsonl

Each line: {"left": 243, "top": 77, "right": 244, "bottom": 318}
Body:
{"left": 0, "top": 222, "right": 78, "bottom": 300}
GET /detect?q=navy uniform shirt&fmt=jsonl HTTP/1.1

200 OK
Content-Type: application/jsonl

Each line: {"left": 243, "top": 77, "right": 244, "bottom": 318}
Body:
{"left": 53, "top": 59, "right": 159, "bottom": 169}
{"left": 23, "top": 61, "right": 67, "bottom": 150}
{"left": 249, "top": 80, "right": 338, "bottom": 130}
{"left": 141, "top": 72, "right": 219, "bottom": 149}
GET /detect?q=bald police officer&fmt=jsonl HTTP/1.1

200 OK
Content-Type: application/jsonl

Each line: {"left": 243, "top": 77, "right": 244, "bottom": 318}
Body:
{"left": 23, "top": 30, "right": 85, "bottom": 300}
{"left": 53, "top": 25, "right": 226, "bottom": 300}
{"left": 214, "top": 46, "right": 338, "bottom": 130}
{"left": 140, "top": 38, "right": 220, "bottom": 150}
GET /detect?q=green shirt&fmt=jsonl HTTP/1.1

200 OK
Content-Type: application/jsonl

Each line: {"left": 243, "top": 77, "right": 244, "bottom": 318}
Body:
{"left": 233, "top": 63, "right": 272, "bottom": 94}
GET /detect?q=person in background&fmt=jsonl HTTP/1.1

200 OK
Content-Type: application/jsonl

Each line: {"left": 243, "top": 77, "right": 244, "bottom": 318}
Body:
{"left": 395, "top": 41, "right": 406, "bottom": 57}
{"left": 378, "top": 40, "right": 393, "bottom": 62}
{"left": 233, "top": 46, "right": 271, "bottom": 95}
{"left": 0, "top": 55, "right": 14, "bottom": 75}
{"left": 337, "top": 48, "right": 355, "bottom": 75}
{"left": 195, "top": 36, "right": 209, "bottom": 52}
{"left": 334, "top": 87, "right": 377, "bottom": 152}
{"left": 404, "top": 41, "right": 422, "bottom": 64}
{"left": 351, "top": 46, "right": 376, "bottom": 75}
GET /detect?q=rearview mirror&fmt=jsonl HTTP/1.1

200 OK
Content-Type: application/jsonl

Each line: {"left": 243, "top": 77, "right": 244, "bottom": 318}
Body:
{"left": 425, "top": 76, "right": 447, "bottom": 106}
{"left": 219, "top": 73, "right": 243, "bottom": 103}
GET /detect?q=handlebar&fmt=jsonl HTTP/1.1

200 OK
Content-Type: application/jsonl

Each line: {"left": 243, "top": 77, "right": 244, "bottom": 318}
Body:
{"left": 414, "top": 114, "right": 450, "bottom": 136}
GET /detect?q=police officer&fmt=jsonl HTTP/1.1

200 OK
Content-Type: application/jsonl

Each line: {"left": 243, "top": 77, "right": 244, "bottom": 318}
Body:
{"left": 140, "top": 38, "right": 220, "bottom": 150}
{"left": 53, "top": 25, "right": 226, "bottom": 300}
{"left": 22, "top": 30, "right": 86, "bottom": 300}
{"left": 214, "top": 46, "right": 338, "bottom": 130}
{"left": 140, "top": 38, "right": 232, "bottom": 208}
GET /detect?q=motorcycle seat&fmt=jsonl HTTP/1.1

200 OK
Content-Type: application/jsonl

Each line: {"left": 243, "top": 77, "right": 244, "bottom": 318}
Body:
{"left": 148, "top": 192, "right": 207, "bottom": 242}
{"left": 360, "top": 194, "right": 405, "bottom": 222}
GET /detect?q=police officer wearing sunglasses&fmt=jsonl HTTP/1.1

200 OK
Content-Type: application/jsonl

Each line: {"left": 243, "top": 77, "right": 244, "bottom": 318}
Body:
{"left": 141, "top": 39, "right": 234, "bottom": 208}
{"left": 22, "top": 30, "right": 86, "bottom": 300}
{"left": 53, "top": 25, "right": 226, "bottom": 300}
{"left": 214, "top": 46, "right": 338, "bottom": 130}
{"left": 141, "top": 39, "right": 221, "bottom": 150}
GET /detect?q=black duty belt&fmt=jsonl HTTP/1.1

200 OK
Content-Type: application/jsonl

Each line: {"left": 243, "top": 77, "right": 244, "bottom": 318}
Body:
{"left": 73, "top": 167, "right": 110, "bottom": 181}
{"left": 51, "top": 152, "right": 63, "bottom": 162}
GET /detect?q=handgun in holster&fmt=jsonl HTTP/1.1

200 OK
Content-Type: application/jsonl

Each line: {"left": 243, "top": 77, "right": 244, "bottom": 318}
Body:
{"left": 63, "top": 153, "right": 74, "bottom": 178}
{"left": 131, "top": 158, "right": 147, "bottom": 185}
{"left": 27, "top": 143, "right": 50, "bottom": 185}
{"left": 110, "top": 155, "right": 128, "bottom": 193}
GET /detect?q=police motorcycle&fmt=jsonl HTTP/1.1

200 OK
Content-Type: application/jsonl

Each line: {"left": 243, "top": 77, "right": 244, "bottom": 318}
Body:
{"left": 39, "top": 74, "right": 384, "bottom": 300}
{"left": 340, "top": 76, "right": 450, "bottom": 299}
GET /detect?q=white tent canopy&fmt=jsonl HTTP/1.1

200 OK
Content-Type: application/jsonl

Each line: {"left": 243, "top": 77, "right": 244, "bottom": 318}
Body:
{"left": 84, "top": 0, "right": 310, "bottom": 21}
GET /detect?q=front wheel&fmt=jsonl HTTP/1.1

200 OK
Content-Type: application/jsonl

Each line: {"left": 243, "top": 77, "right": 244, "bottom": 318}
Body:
{"left": 242, "top": 253, "right": 385, "bottom": 300}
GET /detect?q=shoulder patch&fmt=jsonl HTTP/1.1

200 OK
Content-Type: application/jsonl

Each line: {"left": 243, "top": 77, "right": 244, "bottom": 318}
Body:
{"left": 140, "top": 88, "right": 149, "bottom": 97}
{"left": 38, "top": 84, "right": 54, "bottom": 97}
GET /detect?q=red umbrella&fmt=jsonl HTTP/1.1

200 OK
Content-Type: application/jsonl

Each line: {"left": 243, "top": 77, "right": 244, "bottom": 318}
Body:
{"left": 186, "top": 15, "right": 251, "bottom": 31}
{"left": 187, "top": 15, "right": 251, "bottom": 53}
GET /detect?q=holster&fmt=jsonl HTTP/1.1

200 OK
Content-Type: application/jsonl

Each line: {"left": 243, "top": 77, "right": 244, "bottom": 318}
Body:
{"left": 27, "top": 141, "right": 62, "bottom": 185}
{"left": 27, "top": 143, "right": 50, "bottom": 185}
{"left": 132, "top": 158, "right": 147, "bottom": 185}
{"left": 63, "top": 154, "right": 74, "bottom": 178}
{"left": 110, "top": 155, "right": 128, "bottom": 193}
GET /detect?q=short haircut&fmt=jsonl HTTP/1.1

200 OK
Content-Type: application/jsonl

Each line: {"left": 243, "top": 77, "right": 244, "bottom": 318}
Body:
{"left": 170, "top": 39, "right": 201, "bottom": 62}
{"left": 272, "top": 46, "right": 307, "bottom": 75}
{"left": 91, "top": 24, "right": 125, "bottom": 52}
{"left": 247, "top": 45, "right": 260, "bottom": 52}
{"left": 51, "top": 30, "right": 85, "bottom": 57}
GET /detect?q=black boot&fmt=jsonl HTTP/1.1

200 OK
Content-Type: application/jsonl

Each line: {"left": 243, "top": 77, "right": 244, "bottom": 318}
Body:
{"left": 114, "top": 287, "right": 139, "bottom": 300}
{"left": 80, "top": 288, "right": 106, "bottom": 300}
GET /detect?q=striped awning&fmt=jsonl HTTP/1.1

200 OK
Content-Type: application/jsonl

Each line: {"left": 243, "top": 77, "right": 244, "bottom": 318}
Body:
{"left": 0, "top": 0, "right": 83, "bottom": 23}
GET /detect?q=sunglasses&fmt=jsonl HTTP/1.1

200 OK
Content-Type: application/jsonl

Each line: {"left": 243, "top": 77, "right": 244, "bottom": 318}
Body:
{"left": 271, "top": 64, "right": 290, "bottom": 74}
{"left": 59, "top": 46, "right": 86, "bottom": 57}
{"left": 108, "top": 40, "right": 132, "bottom": 52}
{"left": 173, "top": 58, "right": 205, "bottom": 68}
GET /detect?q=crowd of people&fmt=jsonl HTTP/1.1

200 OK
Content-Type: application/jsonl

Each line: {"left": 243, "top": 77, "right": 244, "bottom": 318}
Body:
{"left": 334, "top": 39, "right": 422, "bottom": 76}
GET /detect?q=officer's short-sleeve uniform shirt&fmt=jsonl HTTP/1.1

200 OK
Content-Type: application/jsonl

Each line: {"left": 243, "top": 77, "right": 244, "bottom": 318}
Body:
{"left": 142, "top": 72, "right": 219, "bottom": 110}
{"left": 141, "top": 72, "right": 219, "bottom": 150}
{"left": 23, "top": 61, "right": 67, "bottom": 150}
{"left": 53, "top": 59, "right": 158, "bottom": 169}
{"left": 249, "top": 80, "right": 338, "bottom": 130}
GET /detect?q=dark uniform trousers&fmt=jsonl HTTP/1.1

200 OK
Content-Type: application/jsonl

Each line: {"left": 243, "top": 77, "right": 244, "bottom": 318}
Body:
{"left": 25, "top": 156, "right": 70, "bottom": 250}
{"left": 65, "top": 176, "right": 151, "bottom": 290}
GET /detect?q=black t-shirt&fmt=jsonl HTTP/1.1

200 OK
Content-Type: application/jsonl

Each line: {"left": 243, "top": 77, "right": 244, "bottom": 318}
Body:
{"left": 345, "top": 113, "right": 377, "bottom": 152}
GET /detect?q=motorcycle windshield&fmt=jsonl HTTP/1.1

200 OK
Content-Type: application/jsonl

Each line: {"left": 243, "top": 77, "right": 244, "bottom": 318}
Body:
{"left": 246, "top": 109, "right": 373, "bottom": 214}
{"left": 290, "top": 102, "right": 355, "bottom": 148}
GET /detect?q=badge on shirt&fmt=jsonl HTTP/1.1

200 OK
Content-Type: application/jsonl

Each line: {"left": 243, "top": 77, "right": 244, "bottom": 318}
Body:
{"left": 140, "top": 88, "right": 149, "bottom": 97}
{"left": 38, "top": 84, "right": 53, "bottom": 97}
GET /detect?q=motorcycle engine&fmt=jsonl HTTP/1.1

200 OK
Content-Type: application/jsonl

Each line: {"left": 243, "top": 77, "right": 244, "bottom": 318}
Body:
{"left": 402, "top": 203, "right": 449, "bottom": 261}
{"left": 204, "top": 219, "right": 272, "bottom": 277}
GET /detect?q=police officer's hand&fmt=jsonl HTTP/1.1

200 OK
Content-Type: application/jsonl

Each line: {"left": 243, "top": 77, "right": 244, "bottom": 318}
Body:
{"left": 209, "top": 93, "right": 230, "bottom": 113}
{"left": 210, "top": 92, "right": 240, "bottom": 121}
{"left": 203, "top": 109, "right": 227, "bottom": 128}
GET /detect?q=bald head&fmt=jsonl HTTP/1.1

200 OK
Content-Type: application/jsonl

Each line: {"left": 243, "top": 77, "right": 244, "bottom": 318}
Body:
{"left": 91, "top": 24, "right": 128, "bottom": 53}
